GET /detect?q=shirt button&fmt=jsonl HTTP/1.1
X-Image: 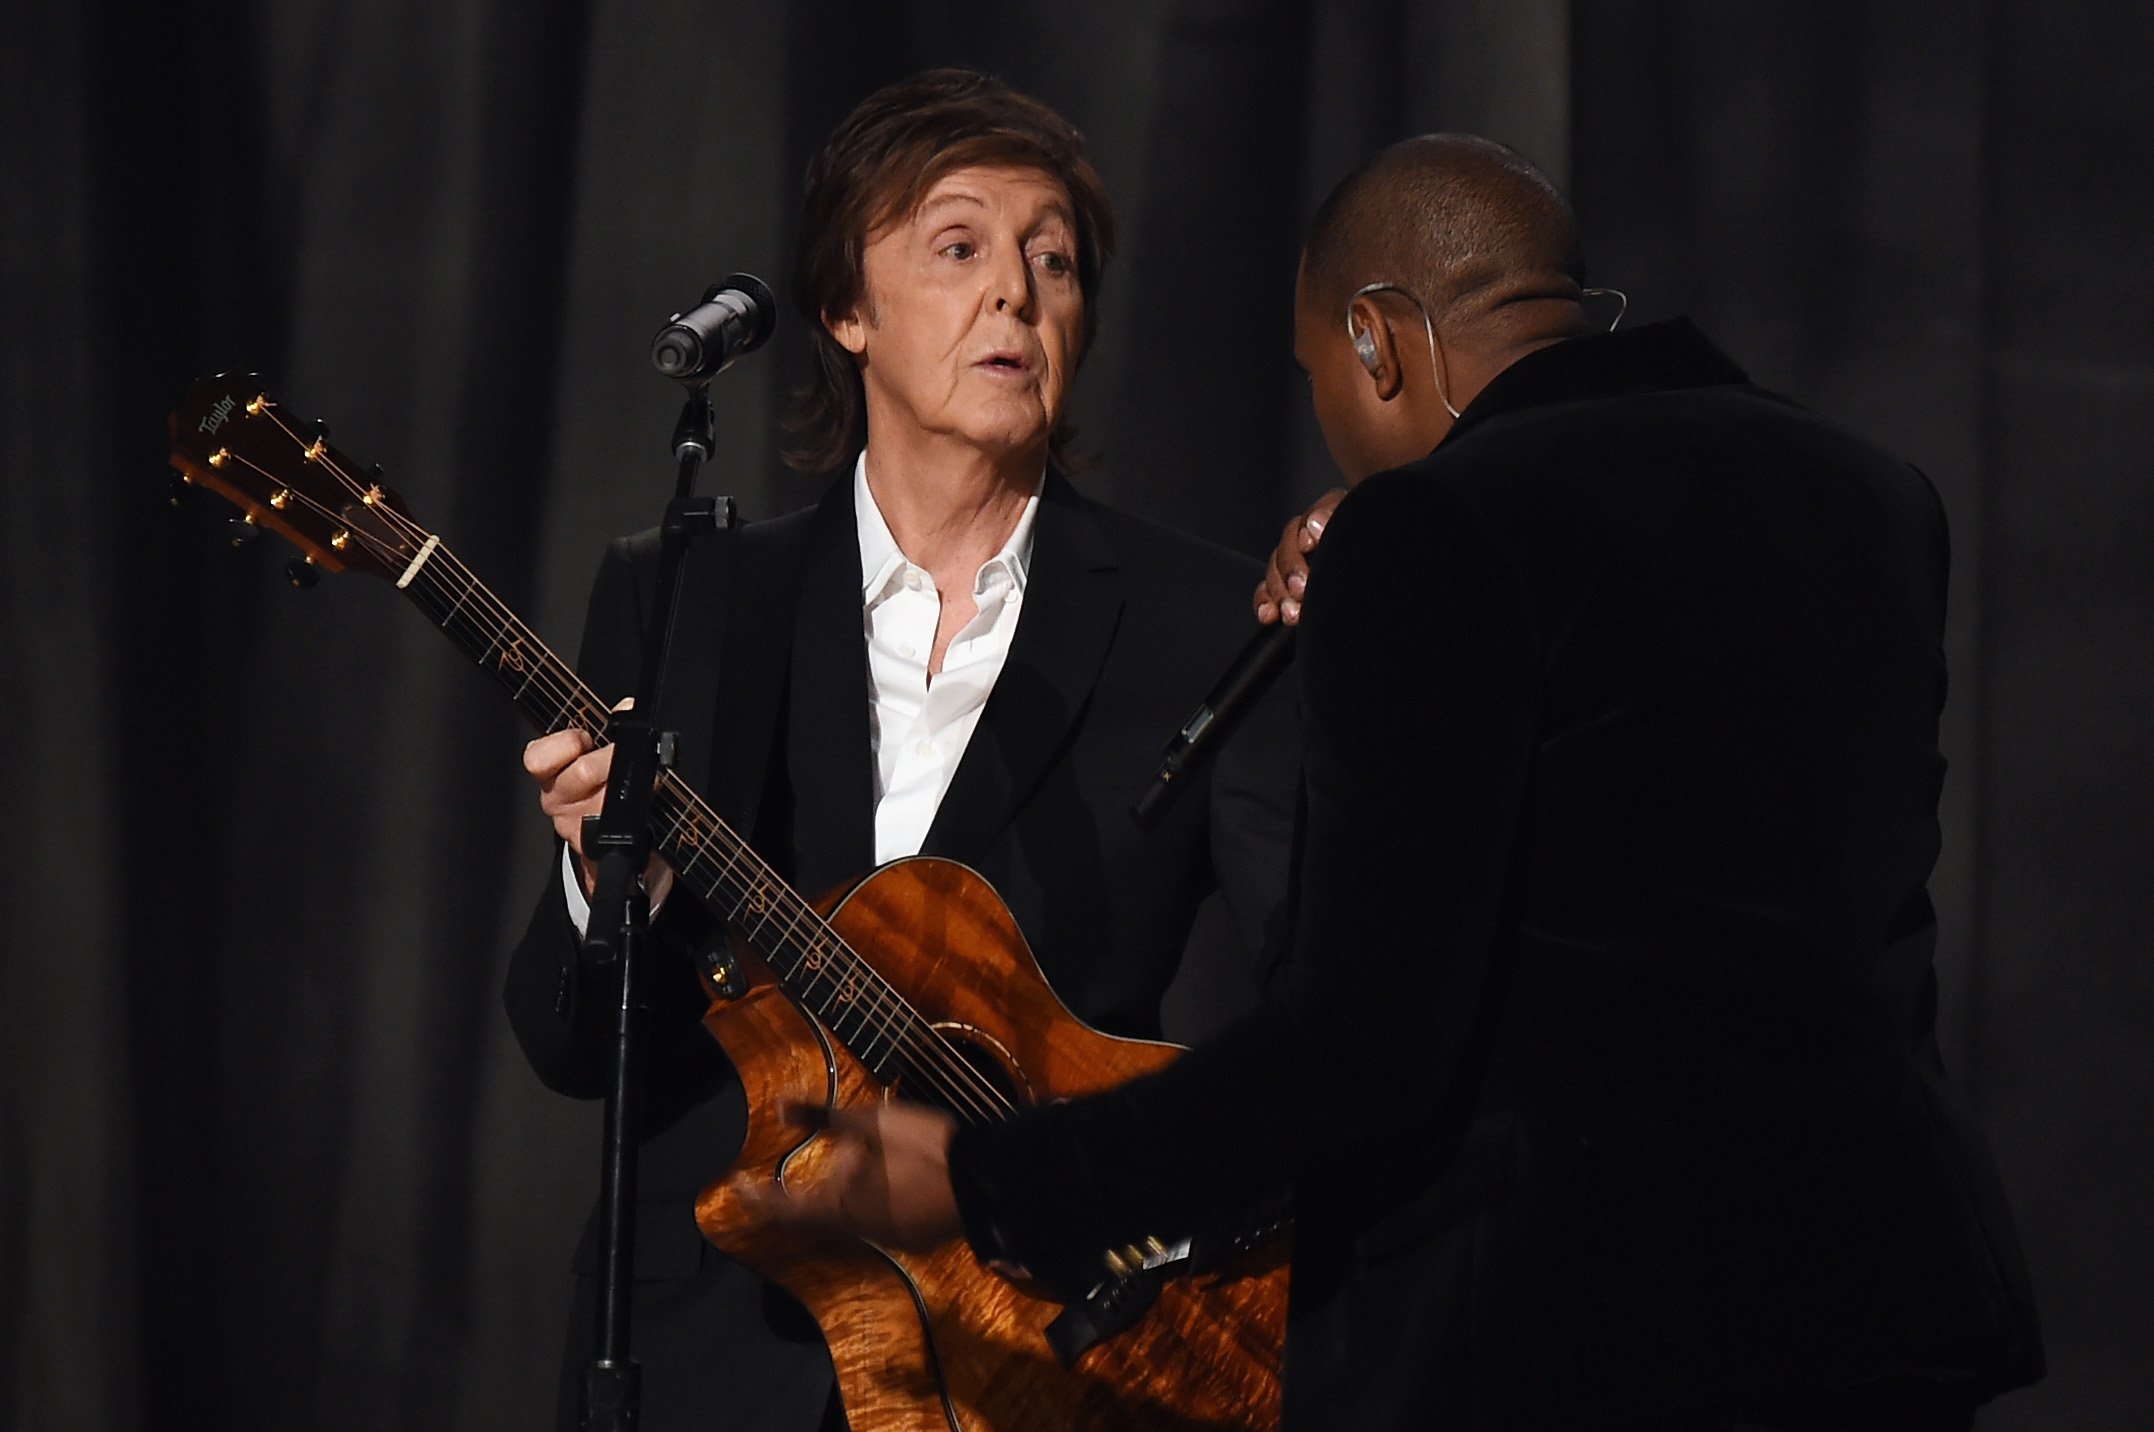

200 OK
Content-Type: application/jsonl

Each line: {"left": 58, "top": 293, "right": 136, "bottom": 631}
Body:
{"left": 915, "top": 740, "right": 936, "bottom": 758}
{"left": 904, "top": 571, "right": 924, "bottom": 591}
{"left": 897, "top": 642, "right": 916, "bottom": 659}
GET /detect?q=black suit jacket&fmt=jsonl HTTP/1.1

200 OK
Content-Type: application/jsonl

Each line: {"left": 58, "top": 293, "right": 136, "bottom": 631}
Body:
{"left": 952, "top": 321, "right": 2044, "bottom": 1430}
{"left": 504, "top": 471, "right": 1298, "bottom": 1430}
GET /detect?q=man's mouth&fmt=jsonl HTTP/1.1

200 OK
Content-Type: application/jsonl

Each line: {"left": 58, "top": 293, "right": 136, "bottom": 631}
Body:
{"left": 977, "top": 350, "right": 1032, "bottom": 373}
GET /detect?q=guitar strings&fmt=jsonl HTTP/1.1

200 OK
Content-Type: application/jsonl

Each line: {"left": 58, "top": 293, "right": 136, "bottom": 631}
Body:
{"left": 647, "top": 792, "right": 1013, "bottom": 1125}
{"left": 380, "top": 534, "right": 1011, "bottom": 1121}
{"left": 240, "top": 406, "right": 1029, "bottom": 1119}
{"left": 642, "top": 777, "right": 1016, "bottom": 1123}
{"left": 382, "top": 555, "right": 1015, "bottom": 1123}
{"left": 211, "top": 449, "right": 419, "bottom": 571}
{"left": 241, "top": 405, "right": 1020, "bottom": 1125}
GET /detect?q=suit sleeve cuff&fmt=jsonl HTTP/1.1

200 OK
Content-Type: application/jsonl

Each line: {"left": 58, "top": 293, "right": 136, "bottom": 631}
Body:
{"left": 560, "top": 844, "right": 593, "bottom": 936}
{"left": 947, "top": 1107, "right": 1125, "bottom": 1302}
{"left": 562, "top": 843, "right": 674, "bottom": 938}
{"left": 949, "top": 1122, "right": 1026, "bottom": 1273}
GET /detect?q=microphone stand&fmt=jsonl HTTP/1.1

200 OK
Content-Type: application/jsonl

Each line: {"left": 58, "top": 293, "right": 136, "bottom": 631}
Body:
{"left": 578, "top": 385, "right": 734, "bottom": 1432}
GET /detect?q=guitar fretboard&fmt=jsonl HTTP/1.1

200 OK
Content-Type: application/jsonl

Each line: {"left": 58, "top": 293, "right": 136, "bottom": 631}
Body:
{"left": 394, "top": 538, "right": 1002, "bottom": 1120}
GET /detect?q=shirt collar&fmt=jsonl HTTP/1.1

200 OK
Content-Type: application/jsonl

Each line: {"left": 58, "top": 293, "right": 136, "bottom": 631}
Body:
{"left": 853, "top": 450, "right": 1044, "bottom": 601}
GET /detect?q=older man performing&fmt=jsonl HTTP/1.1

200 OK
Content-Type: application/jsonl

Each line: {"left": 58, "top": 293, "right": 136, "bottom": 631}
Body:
{"left": 506, "top": 71, "right": 1297, "bottom": 1432}
{"left": 762, "top": 135, "right": 2046, "bottom": 1432}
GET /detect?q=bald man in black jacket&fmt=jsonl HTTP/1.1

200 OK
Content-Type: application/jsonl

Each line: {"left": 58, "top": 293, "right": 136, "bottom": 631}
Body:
{"left": 775, "top": 136, "right": 2045, "bottom": 1432}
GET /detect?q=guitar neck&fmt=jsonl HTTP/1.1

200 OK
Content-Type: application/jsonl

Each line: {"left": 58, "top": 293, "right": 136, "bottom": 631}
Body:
{"left": 393, "top": 537, "right": 939, "bottom": 1090}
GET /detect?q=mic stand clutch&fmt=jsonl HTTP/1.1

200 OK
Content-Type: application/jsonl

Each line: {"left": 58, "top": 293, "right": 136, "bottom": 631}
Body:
{"left": 578, "top": 385, "right": 735, "bottom": 1432}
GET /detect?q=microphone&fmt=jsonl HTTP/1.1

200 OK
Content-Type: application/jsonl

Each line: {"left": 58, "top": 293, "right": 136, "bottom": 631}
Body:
{"left": 651, "top": 273, "right": 778, "bottom": 382}
{"left": 1130, "top": 623, "right": 1296, "bottom": 829}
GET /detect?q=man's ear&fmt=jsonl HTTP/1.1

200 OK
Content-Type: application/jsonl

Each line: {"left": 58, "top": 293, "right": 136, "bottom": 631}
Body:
{"left": 1346, "top": 294, "right": 1406, "bottom": 402}
{"left": 826, "top": 304, "right": 868, "bottom": 356}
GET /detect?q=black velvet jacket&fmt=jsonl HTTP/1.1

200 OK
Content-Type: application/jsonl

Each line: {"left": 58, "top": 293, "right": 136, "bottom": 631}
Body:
{"left": 951, "top": 321, "right": 2045, "bottom": 1430}
{"left": 503, "top": 471, "right": 1299, "bottom": 1431}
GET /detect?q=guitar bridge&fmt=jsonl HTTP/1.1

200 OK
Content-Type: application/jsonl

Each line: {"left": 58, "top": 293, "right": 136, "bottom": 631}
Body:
{"left": 1044, "top": 1262, "right": 1165, "bottom": 1368}
{"left": 1041, "top": 1197, "right": 1293, "bottom": 1367}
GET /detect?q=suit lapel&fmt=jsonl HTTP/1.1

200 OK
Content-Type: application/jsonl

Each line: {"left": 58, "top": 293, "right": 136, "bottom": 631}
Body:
{"left": 672, "top": 481, "right": 860, "bottom": 865}
{"left": 923, "top": 473, "right": 1125, "bottom": 861}
{"left": 649, "top": 529, "right": 731, "bottom": 810}
{"left": 785, "top": 482, "right": 879, "bottom": 887}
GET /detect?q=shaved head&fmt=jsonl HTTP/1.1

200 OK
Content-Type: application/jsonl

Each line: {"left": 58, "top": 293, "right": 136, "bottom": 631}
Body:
{"left": 1301, "top": 135, "right": 1585, "bottom": 329}
{"left": 1293, "top": 135, "right": 1594, "bottom": 481}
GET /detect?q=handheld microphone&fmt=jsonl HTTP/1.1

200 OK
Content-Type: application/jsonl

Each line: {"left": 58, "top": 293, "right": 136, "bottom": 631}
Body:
{"left": 1130, "top": 623, "right": 1296, "bottom": 829}
{"left": 651, "top": 273, "right": 778, "bottom": 383}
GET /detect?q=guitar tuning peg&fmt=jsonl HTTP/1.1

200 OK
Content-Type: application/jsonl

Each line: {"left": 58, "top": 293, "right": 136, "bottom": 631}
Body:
{"left": 168, "top": 470, "right": 195, "bottom": 508}
{"left": 284, "top": 555, "right": 322, "bottom": 589}
{"left": 227, "top": 513, "right": 263, "bottom": 548}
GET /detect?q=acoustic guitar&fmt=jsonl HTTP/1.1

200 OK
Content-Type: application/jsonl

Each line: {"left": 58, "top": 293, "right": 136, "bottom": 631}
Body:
{"left": 168, "top": 375, "right": 1288, "bottom": 1431}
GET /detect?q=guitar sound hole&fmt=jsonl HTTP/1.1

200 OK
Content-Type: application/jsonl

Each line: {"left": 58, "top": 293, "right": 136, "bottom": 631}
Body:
{"left": 919, "top": 1023, "right": 1030, "bottom": 1124}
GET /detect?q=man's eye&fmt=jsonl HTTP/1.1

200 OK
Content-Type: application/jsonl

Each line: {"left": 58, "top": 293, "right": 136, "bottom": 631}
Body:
{"left": 1033, "top": 250, "right": 1072, "bottom": 276}
{"left": 941, "top": 241, "right": 976, "bottom": 261}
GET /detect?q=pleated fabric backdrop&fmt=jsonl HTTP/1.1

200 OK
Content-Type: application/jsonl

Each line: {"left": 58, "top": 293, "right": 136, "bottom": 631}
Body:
{"left": 3, "top": 2, "right": 2148, "bottom": 1427}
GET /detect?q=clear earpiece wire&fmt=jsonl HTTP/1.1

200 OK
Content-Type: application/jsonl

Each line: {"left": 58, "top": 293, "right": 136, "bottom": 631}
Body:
{"left": 1581, "top": 286, "right": 1629, "bottom": 332}
{"left": 1348, "top": 281, "right": 1461, "bottom": 419}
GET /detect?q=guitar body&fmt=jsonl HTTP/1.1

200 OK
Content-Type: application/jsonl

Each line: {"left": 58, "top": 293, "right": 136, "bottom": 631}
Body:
{"left": 695, "top": 856, "right": 1288, "bottom": 1432}
{"left": 161, "top": 376, "right": 1284, "bottom": 1432}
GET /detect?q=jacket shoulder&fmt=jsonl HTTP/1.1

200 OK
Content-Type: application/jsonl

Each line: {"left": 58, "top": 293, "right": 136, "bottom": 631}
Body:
{"left": 1057, "top": 478, "right": 1263, "bottom": 587}
{"left": 597, "top": 493, "right": 835, "bottom": 617}
{"left": 610, "top": 493, "right": 827, "bottom": 567}
{"left": 1438, "top": 381, "right": 1917, "bottom": 486}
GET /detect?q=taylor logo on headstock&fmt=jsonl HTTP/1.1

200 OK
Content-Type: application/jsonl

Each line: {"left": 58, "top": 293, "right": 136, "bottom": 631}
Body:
{"left": 198, "top": 394, "right": 237, "bottom": 435}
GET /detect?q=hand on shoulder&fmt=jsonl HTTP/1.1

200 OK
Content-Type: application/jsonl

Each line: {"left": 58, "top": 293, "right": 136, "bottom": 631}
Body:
{"left": 1254, "top": 487, "right": 1346, "bottom": 626}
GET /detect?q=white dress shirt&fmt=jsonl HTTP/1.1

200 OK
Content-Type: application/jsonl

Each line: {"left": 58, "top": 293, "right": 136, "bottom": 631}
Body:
{"left": 564, "top": 454, "right": 1040, "bottom": 929}
{"left": 856, "top": 453, "right": 1041, "bottom": 862}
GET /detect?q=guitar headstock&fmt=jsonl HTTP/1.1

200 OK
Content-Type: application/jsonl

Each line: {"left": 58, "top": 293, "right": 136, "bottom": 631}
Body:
{"left": 168, "top": 373, "right": 427, "bottom": 583}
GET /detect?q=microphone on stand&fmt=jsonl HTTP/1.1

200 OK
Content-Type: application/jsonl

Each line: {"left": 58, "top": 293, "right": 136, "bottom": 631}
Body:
{"left": 1130, "top": 622, "right": 1296, "bottom": 829}
{"left": 651, "top": 273, "right": 778, "bottom": 383}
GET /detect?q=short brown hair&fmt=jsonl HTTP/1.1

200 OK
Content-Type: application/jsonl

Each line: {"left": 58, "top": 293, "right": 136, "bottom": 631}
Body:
{"left": 784, "top": 69, "right": 1117, "bottom": 473}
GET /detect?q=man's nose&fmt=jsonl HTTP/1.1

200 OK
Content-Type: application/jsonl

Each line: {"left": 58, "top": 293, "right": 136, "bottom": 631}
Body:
{"left": 987, "top": 244, "right": 1033, "bottom": 316}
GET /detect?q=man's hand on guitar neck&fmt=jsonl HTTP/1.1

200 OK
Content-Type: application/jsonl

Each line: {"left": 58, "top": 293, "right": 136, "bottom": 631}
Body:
{"left": 737, "top": 1102, "right": 964, "bottom": 1251}
{"left": 522, "top": 697, "right": 675, "bottom": 907}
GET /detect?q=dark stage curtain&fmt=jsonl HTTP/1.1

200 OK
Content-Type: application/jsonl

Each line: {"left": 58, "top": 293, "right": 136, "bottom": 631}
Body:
{"left": 3, "top": 2, "right": 2147, "bottom": 1428}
